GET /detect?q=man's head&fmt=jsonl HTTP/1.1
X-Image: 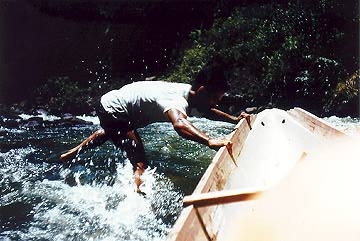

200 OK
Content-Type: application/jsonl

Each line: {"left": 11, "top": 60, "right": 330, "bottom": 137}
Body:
{"left": 190, "top": 66, "right": 229, "bottom": 111}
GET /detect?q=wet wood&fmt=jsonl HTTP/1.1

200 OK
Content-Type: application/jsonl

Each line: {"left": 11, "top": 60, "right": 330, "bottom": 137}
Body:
{"left": 183, "top": 188, "right": 261, "bottom": 207}
{"left": 288, "top": 107, "right": 346, "bottom": 137}
{"left": 167, "top": 108, "right": 346, "bottom": 241}
{"left": 166, "top": 116, "right": 255, "bottom": 241}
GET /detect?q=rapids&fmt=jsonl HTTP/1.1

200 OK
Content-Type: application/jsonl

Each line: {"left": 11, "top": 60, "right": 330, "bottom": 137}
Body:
{"left": 0, "top": 112, "right": 358, "bottom": 240}
{"left": 0, "top": 116, "right": 233, "bottom": 240}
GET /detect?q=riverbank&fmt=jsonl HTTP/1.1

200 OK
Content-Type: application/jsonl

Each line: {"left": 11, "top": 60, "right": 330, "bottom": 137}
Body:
{"left": 2, "top": 1, "right": 358, "bottom": 119}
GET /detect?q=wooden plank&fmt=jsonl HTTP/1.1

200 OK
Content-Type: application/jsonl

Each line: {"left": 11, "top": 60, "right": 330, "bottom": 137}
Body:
{"left": 191, "top": 116, "right": 256, "bottom": 239}
{"left": 183, "top": 188, "right": 262, "bottom": 207}
{"left": 167, "top": 108, "right": 348, "bottom": 241}
{"left": 166, "top": 116, "right": 256, "bottom": 241}
{"left": 195, "top": 115, "right": 256, "bottom": 194}
{"left": 288, "top": 107, "right": 346, "bottom": 137}
{"left": 166, "top": 206, "right": 210, "bottom": 241}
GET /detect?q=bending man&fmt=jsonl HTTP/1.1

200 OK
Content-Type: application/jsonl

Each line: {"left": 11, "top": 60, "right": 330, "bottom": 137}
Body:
{"left": 61, "top": 71, "right": 250, "bottom": 193}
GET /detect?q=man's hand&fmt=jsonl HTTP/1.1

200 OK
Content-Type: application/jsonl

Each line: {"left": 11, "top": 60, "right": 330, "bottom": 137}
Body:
{"left": 208, "top": 138, "right": 238, "bottom": 166}
{"left": 134, "top": 162, "right": 145, "bottom": 195}
{"left": 208, "top": 138, "right": 233, "bottom": 151}
{"left": 237, "top": 112, "right": 252, "bottom": 130}
{"left": 236, "top": 112, "right": 250, "bottom": 121}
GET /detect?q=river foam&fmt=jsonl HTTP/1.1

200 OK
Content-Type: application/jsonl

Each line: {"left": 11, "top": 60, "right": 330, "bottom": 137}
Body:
{"left": 0, "top": 145, "right": 182, "bottom": 241}
{"left": 1, "top": 113, "right": 358, "bottom": 240}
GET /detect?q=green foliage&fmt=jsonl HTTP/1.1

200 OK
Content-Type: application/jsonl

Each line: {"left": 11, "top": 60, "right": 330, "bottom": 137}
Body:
{"left": 35, "top": 77, "right": 93, "bottom": 114}
{"left": 165, "top": 2, "right": 358, "bottom": 115}
{"left": 34, "top": 76, "right": 129, "bottom": 115}
{"left": 164, "top": 44, "right": 214, "bottom": 83}
{"left": 327, "top": 70, "right": 359, "bottom": 115}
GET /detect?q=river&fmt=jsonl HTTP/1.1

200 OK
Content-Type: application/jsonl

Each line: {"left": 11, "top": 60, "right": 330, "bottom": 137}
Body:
{"left": 0, "top": 112, "right": 359, "bottom": 240}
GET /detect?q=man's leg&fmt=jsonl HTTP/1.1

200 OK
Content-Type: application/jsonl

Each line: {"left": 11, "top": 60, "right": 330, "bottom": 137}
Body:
{"left": 60, "top": 129, "right": 109, "bottom": 160}
{"left": 111, "top": 129, "right": 147, "bottom": 193}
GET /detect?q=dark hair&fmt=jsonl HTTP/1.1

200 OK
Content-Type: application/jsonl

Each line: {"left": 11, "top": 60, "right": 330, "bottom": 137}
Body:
{"left": 192, "top": 66, "right": 230, "bottom": 92}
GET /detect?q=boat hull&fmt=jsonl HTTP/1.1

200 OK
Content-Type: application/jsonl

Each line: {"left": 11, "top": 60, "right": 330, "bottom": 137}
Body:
{"left": 166, "top": 108, "right": 346, "bottom": 241}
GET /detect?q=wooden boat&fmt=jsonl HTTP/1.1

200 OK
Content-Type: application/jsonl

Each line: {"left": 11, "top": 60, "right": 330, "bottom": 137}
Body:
{"left": 166, "top": 107, "right": 349, "bottom": 241}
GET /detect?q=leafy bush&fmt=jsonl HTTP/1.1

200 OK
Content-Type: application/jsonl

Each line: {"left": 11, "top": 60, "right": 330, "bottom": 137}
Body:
{"left": 165, "top": 2, "right": 358, "bottom": 115}
{"left": 34, "top": 77, "right": 93, "bottom": 114}
{"left": 34, "top": 76, "right": 130, "bottom": 115}
{"left": 326, "top": 70, "right": 359, "bottom": 116}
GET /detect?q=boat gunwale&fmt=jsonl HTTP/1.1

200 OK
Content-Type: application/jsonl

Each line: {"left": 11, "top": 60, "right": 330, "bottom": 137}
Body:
{"left": 167, "top": 114, "right": 256, "bottom": 241}
{"left": 166, "top": 107, "right": 346, "bottom": 241}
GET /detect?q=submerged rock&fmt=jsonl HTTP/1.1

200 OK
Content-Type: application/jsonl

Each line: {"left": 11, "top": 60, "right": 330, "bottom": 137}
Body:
{"left": 0, "top": 110, "right": 92, "bottom": 129}
{"left": 28, "top": 117, "right": 44, "bottom": 122}
{"left": 1, "top": 119, "right": 23, "bottom": 129}
{"left": 32, "top": 108, "right": 49, "bottom": 116}
{"left": 0, "top": 129, "right": 7, "bottom": 136}
{"left": 21, "top": 117, "right": 45, "bottom": 129}
{"left": 245, "top": 107, "right": 258, "bottom": 114}
{"left": 51, "top": 116, "right": 93, "bottom": 127}
{"left": 62, "top": 113, "right": 74, "bottom": 119}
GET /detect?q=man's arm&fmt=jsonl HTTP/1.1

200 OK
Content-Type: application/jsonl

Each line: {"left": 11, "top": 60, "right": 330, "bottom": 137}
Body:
{"left": 204, "top": 108, "right": 238, "bottom": 124}
{"left": 166, "top": 109, "right": 232, "bottom": 150}
{"left": 205, "top": 108, "right": 251, "bottom": 127}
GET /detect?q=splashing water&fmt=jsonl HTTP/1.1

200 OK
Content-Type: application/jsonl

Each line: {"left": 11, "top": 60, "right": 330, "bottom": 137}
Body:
{"left": 1, "top": 113, "right": 357, "bottom": 240}
{"left": 0, "top": 116, "right": 233, "bottom": 240}
{"left": 0, "top": 146, "right": 182, "bottom": 240}
{"left": 16, "top": 165, "right": 181, "bottom": 241}
{"left": 323, "top": 116, "right": 360, "bottom": 135}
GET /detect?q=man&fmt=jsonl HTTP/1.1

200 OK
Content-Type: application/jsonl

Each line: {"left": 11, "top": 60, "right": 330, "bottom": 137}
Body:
{"left": 61, "top": 69, "right": 250, "bottom": 193}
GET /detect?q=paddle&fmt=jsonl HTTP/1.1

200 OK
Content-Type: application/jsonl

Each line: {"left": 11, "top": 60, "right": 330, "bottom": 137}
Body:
{"left": 183, "top": 188, "right": 262, "bottom": 207}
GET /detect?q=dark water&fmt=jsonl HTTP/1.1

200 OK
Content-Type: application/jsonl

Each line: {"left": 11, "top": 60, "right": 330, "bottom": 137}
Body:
{"left": 0, "top": 116, "right": 234, "bottom": 240}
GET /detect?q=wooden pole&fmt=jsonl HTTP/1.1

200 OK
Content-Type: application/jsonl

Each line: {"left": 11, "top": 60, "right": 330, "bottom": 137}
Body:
{"left": 183, "top": 188, "right": 262, "bottom": 207}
